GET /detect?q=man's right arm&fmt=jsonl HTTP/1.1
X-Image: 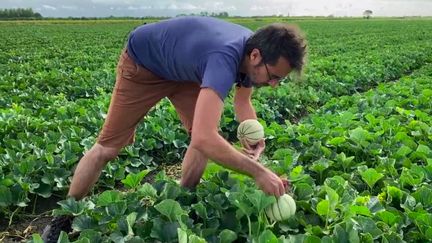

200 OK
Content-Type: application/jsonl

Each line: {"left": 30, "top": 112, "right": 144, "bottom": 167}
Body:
{"left": 190, "top": 88, "right": 285, "bottom": 196}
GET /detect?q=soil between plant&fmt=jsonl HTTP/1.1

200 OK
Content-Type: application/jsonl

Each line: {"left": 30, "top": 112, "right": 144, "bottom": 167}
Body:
{"left": 0, "top": 163, "right": 184, "bottom": 242}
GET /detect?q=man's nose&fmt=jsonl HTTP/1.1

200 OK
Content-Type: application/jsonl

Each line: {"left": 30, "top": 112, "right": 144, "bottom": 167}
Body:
{"left": 269, "top": 79, "right": 279, "bottom": 88}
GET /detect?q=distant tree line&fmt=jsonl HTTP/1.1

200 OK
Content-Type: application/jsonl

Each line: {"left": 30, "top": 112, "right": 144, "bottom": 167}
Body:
{"left": 0, "top": 8, "right": 42, "bottom": 19}
{"left": 176, "top": 11, "right": 229, "bottom": 18}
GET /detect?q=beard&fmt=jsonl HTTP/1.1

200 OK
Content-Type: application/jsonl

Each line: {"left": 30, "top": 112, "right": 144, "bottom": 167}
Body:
{"left": 251, "top": 82, "right": 269, "bottom": 88}
{"left": 248, "top": 64, "right": 268, "bottom": 88}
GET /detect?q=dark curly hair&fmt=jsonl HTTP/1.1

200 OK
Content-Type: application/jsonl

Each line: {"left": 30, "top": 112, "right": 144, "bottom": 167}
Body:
{"left": 245, "top": 23, "right": 307, "bottom": 74}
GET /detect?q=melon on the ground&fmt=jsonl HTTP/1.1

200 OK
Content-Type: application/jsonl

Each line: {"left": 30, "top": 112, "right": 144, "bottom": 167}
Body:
{"left": 265, "top": 194, "right": 296, "bottom": 221}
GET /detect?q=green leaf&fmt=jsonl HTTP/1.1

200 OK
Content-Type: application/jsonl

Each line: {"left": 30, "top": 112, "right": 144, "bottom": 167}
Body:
{"left": 400, "top": 166, "right": 425, "bottom": 187}
{"left": 377, "top": 211, "right": 402, "bottom": 226}
{"left": 121, "top": 170, "right": 149, "bottom": 189}
{"left": 0, "top": 185, "right": 12, "bottom": 207}
{"left": 58, "top": 231, "right": 70, "bottom": 243}
{"left": 386, "top": 186, "right": 403, "bottom": 204}
{"left": 335, "top": 152, "right": 355, "bottom": 171}
{"left": 16, "top": 160, "right": 36, "bottom": 175}
{"left": 272, "top": 148, "right": 295, "bottom": 170}
{"left": 189, "top": 234, "right": 207, "bottom": 243}
{"left": 355, "top": 216, "right": 383, "bottom": 239}
{"left": 219, "top": 229, "right": 237, "bottom": 243}
{"left": 316, "top": 199, "right": 330, "bottom": 216}
{"left": 333, "top": 224, "right": 348, "bottom": 243}
{"left": 227, "top": 192, "right": 253, "bottom": 216}
{"left": 10, "top": 184, "right": 27, "bottom": 207}
{"left": 155, "top": 199, "right": 186, "bottom": 222}
{"left": 349, "top": 127, "right": 371, "bottom": 146}
{"left": 33, "top": 182, "right": 52, "bottom": 198}
{"left": 422, "top": 89, "right": 432, "bottom": 97}
{"left": 78, "top": 229, "right": 102, "bottom": 243}
{"left": 178, "top": 228, "right": 188, "bottom": 243}
{"left": 294, "top": 183, "right": 314, "bottom": 201}
{"left": 150, "top": 217, "right": 180, "bottom": 242}
{"left": 417, "top": 144, "right": 431, "bottom": 156}
{"left": 96, "top": 190, "right": 123, "bottom": 207}
{"left": 427, "top": 228, "right": 432, "bottom": 240}
{"left": 31, "top": 234, "right": 44, "bottom": 243}
{"left": 394, "top": 132, "right": 417, "bottom": 150}
{"left": 402, "top": 194, "right": 417, "bottom": 211}
{"left": 395, "top": 145, "right": 412, "bottom": 158}
{"left": 150, "top": 218, "right": 179, "bottom": 242}
{"left": 303, "top": 235, "right": 322, "bottom": 243}
{"left": 360, "top": 232, "right": 374, "bottom": 243}
{"left": 283, "top": 234, "right": 321, "bottom": 243}
{"left": 310, "top": 158, "right": 332, "bottom": 174}
{"left": 348, "top": 228, "right": 360, "bottom": 243}
{"left": 382, "top": 232, "right": 404, "bottom": 243}
{"left": 257, "top": 230, "right": 278, "bottom": 243}
{"left": 106, "top": 201, "right": 127, "bottom": 217}
{"left": 0, "top": 178, "right": 14, "bottom": 187}
{"left": 359, "top": 168, "right": 384, "bottom": 189}
{"left": 325, "top": 186, "right": 339, "bottom": 209}
{"left": 109, "top": 232, "right": 124, "bottom": 242}
{"left": 137, "top": 183, "right": 158, "bottom": 199}
{"left": 160, "top": 182, "right": 182, "bottom": 200}
{"left": 202, "top": 162, "right": 225, "bottom": 180}
{"left": 192, "top": 202, "right": 208, "bottom": 219}
{"left": 246, "top": 190, "right": 276, "bottom": 213}
{"left": 126, "top": 212, "right": 137, "bottom": 236}
{"left": 220, "top": 210, "right": 241, "bottom": 233}
{"left": 57, "top": 197, "right": 87, "bottom": 216}
{"left": 349, "top": 205, "right": 372, "bottom": 217}
{"left": 409, "top": 212, "right": 432, "bottom": 239}
{"left": 72, "top": 215, "right": 98, "bottom": 231}
{"left": 123, "top": 237, "right": 143, "bottom": 243}
{"left": 327, "top": 137, "right": 346, "bottom": 146}
{"left": 412, "top": 186, "right": 432, "bottom": 208}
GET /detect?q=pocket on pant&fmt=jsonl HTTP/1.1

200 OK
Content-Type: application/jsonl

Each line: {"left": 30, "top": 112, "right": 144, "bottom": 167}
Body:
{"left": 119, "top": 53, "right": 139, "bottom": 80}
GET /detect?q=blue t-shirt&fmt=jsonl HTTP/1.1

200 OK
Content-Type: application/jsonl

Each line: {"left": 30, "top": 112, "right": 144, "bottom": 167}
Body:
{"left": 127, "top": 16, "right": 253, "bottom": 100}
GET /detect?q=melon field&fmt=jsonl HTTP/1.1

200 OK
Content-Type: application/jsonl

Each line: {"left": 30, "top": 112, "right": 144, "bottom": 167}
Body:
{"left": 1, "top": 17, "right": 432, "bottom": 242}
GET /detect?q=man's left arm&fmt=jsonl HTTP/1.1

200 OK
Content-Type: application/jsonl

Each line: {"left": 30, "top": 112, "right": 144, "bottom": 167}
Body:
{"left": 233, "top": 86, "right": 256, "bottom": 121}
{"left": 234, "top": 86, "right": 265, "bottom": 160}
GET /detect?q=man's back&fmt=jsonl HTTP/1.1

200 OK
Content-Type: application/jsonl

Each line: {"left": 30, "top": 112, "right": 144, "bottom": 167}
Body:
{"left": 127, "top": 16, "right": 253, "bottom": 85}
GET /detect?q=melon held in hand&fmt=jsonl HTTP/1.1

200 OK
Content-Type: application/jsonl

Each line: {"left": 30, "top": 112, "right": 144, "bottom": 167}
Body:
{"left": 237, "top": 119, "right": 264, "bottom": 145}
{"left": 266, "top": 194, "right": 296, "bottom": 221}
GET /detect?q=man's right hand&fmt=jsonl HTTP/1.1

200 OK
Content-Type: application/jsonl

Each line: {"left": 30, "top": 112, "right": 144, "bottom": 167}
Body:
{"left": 255, "top": 168, "right": 285, "bottom": 197}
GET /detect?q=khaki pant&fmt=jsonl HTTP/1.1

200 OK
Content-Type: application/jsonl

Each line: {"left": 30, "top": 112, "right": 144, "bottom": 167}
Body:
{"left": 97, "top": 49, "right": 200, "bottom": 148}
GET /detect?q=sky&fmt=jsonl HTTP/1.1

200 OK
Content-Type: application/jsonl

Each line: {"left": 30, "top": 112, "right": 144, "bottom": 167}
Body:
{"left": 1, "top": 0, "right": 432, "bottom": 18}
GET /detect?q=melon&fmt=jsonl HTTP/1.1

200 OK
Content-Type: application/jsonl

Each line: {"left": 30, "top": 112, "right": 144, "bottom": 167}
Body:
{"left": 265, "top": 194, "right": 296, "bottom": 221}
{"left": 237, "top": 119, "right": 264, "bottom": 145}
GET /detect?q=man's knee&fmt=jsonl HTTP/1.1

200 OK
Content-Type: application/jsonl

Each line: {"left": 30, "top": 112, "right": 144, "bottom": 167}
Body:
{"left": 92, "top": 143, "right": 121, "bottom": 162}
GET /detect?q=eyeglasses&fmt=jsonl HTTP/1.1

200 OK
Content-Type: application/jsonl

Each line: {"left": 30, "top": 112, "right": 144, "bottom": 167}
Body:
{"left": 251, "top": 63, "right": 288, "bottom": 88}
{"left": 264, "top": 63, "right": 282, "bottom": 82}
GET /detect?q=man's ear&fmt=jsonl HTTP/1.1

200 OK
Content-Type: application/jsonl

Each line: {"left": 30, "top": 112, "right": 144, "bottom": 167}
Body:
{"left": 249, "top": 48, "right": 263, "bottom": 65}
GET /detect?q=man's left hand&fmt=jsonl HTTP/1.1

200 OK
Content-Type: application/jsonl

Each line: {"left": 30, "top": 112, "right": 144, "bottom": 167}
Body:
{"left": 240, "top": 138, "right": 265, "bottom": 161}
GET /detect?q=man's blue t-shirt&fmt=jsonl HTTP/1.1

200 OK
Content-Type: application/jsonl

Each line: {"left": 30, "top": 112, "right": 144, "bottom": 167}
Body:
{"left": 127, "top": 16, "right": 253, "bottom": 100}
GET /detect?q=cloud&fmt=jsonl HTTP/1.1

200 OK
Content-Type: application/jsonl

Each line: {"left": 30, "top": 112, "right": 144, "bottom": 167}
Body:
{"left": 126, "top": 5, "right": 153, "bottom": 11}
{"left": 166, "top": 3, "right": 200, "bottom": 10}
{"left": 90, "top": 0, "right": 142, "bottom": 5}
{"left": 204, "top": 2, "right": 237, "bottom": 11}
{"left": 250, "top": 6, "right": 271, "bottom": 11}
{"left": 42, "top": 4, "right": 56, "bottom": 10}
{"left": 61, "top": 5, "right": 78, "bottom": 10}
